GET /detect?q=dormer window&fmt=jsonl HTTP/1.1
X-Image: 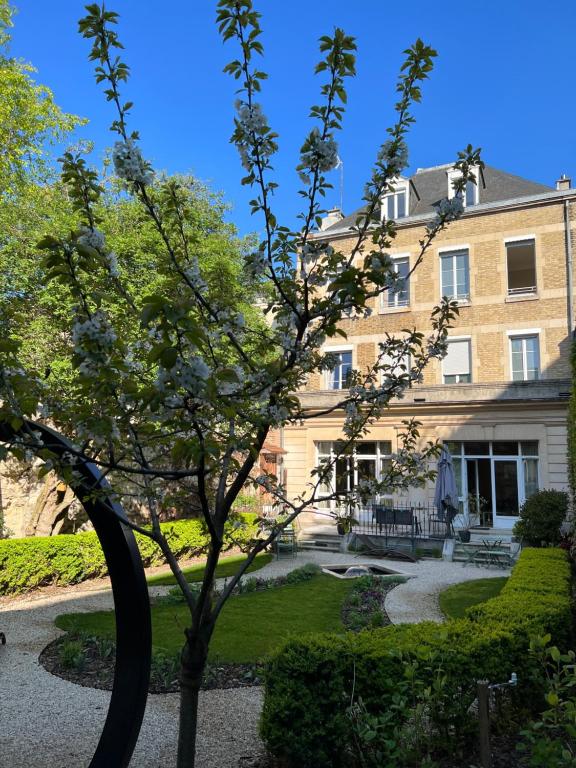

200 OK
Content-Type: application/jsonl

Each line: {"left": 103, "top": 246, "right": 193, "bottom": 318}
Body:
{"left": 447, "top": 167, "right": 479, "bottom": 207}
{"left": 382, "top": 179, "right": 409, "bottom": 220}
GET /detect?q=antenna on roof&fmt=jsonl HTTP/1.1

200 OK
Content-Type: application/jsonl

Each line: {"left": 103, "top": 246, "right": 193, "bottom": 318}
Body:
{"left": 335, "top": 155, "right": 344, "bottom": 212}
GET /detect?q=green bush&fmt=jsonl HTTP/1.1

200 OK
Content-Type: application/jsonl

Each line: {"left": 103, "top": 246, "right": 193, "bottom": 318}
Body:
{"left": 513, "top": 490, "right": 569, "bottom": 547}
{"left": 0, "top": 514, "right": 258, "bottom": 596}
{"left": 519, "top": 639, "right": 576, "bottom": 767}
{"left": 260, "top": 548, "right": 572, "bottom": 768}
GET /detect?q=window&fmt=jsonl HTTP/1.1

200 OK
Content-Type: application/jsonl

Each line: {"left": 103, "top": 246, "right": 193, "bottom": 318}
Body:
{"left": 316, "top": 441, "right": 393, "bottom": 508}
{"left": 510, "top": 334, "right": 540, "bottom": 381}
{"left": 387, "top": 256, "right": 410, "bottom": 308}
{"left": 440, "top": 248, "right": 470, "bottom": 301}
{"left": 464, "top": 178, "right": 477, "bottom": 207}
{"left": 521, "top": 442, "right": 539, "bottom": 499}
{"left": 506, "top": 239, "right": 537, "bottom": 296}
{"left": 326, "top": 349, "right": 353, "bottom": 389}
{"left": 447, "top": 441, "right": 539, "bottom": 522}
{"left": 380, "top": 348, "right": 411, "bottom": 384}
{"left": 382, "top": 182, "right": 408, "bottom": 220}
{"left": 442, "top": 339, "right": 471, "bottom": 384}
{"left": 447, "top": 168, "right": 479, "bottom": 207}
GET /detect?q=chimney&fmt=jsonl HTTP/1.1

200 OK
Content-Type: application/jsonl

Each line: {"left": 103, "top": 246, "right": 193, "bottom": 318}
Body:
{"left": 319, "top": 207, "right": 344, "bottom": 231}
{"left": 556, "top": 174, "right": 572, "bottom": 191}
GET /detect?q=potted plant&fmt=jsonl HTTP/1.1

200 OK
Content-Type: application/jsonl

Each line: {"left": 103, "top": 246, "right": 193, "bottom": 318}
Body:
{"left": 335, "top": 513, "right": 358, "bottom": 536}
{"left": 457, "top": 527, "right": 471, "bottom": 543}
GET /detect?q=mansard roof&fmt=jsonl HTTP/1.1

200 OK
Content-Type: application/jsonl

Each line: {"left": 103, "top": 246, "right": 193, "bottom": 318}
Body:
{"left": 321, "top": 164, "right": 553, "bottom": 234}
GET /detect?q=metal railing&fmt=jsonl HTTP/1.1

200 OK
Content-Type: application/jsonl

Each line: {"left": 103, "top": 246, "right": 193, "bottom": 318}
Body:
{"left": 352, "top": 500, "right": 454, "bottom": 542}
{"left": 507, "top": 285, "right": 536, "bottom": 296}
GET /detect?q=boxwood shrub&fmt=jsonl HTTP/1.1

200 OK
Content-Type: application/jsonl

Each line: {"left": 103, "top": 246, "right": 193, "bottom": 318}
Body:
{"left": 0, "top": 514, "right": 257, "bottom": 595}
{"left": 513, "top": 489, "right": 569, "bottom": 546}
{"left": 261, "top": 547, "right": 572, "bottom": 768}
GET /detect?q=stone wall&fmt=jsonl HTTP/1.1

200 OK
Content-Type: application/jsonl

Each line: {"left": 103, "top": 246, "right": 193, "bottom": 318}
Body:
{"left": 0, "top": 459, "right": 44, "bottom": 538}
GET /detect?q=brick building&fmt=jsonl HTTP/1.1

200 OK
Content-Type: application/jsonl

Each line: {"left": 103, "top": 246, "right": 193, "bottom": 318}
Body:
{"left": 283, "top": 164, "right": 575, "bottom": 535}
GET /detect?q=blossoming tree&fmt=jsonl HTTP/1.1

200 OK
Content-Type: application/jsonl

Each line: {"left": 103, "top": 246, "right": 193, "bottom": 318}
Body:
{"left": 0, "top": 2, "right": 481, "bottom": 766}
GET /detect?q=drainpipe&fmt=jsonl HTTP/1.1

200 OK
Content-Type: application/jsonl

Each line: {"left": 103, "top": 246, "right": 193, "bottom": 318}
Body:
{"left": 564, "top": 199, "right": 574, "bottom": 337}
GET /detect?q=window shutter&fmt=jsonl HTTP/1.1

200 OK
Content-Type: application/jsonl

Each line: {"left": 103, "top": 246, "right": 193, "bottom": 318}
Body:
{"left": 443, "top": 340, "right": 470, "bottom": 376}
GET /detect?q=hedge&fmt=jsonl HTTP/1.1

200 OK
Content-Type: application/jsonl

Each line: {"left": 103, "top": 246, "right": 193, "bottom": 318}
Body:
{"left": 0, "top": 514, "right": 258, "bottom": 595}
{"left": 260, "top": 548, "right": 572, "bottom": 768}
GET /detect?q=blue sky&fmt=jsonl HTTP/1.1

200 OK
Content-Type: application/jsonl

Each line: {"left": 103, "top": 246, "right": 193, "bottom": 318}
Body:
{"left": 9, "top": 1, "right": 576, "bottom": 237}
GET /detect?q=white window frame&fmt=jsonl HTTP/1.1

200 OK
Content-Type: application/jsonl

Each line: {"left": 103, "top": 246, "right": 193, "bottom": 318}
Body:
{"left": 385, "top": 253, "right": 410, "bottom": 309}
{"left": 507, "top": 330, "right": 541, "bottom": 381}
{"left": 447, "top": 167, "right": 479, "bottom": 207}
{"left": 446, "top": 440, "right": 540, "bottom": 521}
{"left": 381, "top": 179, "right": 409, "bottom": 221}
{"left": 324, "top": 345, "right": 354, "bottom": 390}
{"left": 442, "top": 336, "right": 472, "bottom": 384}
{"left": 439, "top": 246, "right": 470, "bottom": 302}
{"left": 315, "top": 441, "right": 394, "bottom": 509}
{"left": 505, "top": 236, "right": 537, "bottom": 297}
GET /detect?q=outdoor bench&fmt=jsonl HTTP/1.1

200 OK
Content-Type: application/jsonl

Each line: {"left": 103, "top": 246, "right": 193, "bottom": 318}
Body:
{"left": 372, "top": 506, "right": 421, "bottom": 537}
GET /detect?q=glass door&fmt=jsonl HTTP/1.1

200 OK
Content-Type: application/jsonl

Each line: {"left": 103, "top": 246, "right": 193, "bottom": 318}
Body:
{"left": 465, "top": 458, "right": 492, "bottom": 527}
{"left": 492, "top": 459, "right": 520, "bottom": 528}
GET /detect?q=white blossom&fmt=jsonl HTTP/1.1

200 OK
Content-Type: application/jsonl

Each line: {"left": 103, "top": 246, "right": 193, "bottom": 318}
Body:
{"left": 72, "top": 311, "right": 117, "bottom": 352}
{"left": 236, "top": 101, "right": 268, "bottom": 134}
{"left": 245, "top": 249, "right": 268, "bottom": 277}
{"left": 377, "top": 139, "right": 409, "bottom": 175}
{"left": 234, "top": 101, "right": 272, "bottom": 171}
{"left": 300, "top": 128, "right": 339, "bottom": 177}
{"left": 106, "top": 251, "right": 120, "bottom": 277}
{"left": 155, "top": 356, "right": 211, "bottom": 397}
{"left": 77, "top": 226, "right": 106, "bottom": 252}
{"left": 265, "top": 404, "right": 290, "bottom": 424}
{"left": 345, "top": 402, "right": 358, "bottom": 418}
{"left": 183, "top": 259, "right": 207, "bottom": 291}
{"left": 426, "top": 196, "right": 464, "bottom": 233}
{"left": 112, "top": 139, "right": 154, "bottom": 186}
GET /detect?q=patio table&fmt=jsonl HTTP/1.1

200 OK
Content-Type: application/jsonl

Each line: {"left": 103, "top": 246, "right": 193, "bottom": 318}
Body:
{"left": 462, "top": 538, "right": 512, "bottom": 569}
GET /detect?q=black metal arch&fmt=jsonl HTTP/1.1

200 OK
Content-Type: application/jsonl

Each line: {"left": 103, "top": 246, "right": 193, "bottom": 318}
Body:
{"left": 0, "top": 420, "right": 152, "bottom": 768}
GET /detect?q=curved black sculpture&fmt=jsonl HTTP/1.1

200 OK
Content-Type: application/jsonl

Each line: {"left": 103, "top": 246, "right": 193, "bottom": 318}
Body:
{"left": 0, "top": 420, "right": 152, "bottom": 768}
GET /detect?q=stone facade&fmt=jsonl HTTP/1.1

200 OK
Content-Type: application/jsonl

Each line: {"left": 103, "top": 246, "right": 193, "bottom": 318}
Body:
{"left": 284, "top": 166, "right": 576, "bottom": 532}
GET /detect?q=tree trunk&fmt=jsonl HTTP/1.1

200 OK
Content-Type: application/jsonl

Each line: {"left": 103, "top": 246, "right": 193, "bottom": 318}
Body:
{"left": 176, "top": 631, "right": 210, "bottom": 768}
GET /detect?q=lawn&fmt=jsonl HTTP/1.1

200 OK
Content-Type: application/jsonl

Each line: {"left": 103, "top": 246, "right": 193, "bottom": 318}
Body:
{"left": 55, "top": 573, "right": 355, "bottom": 663}
{"left": 146, "top": 551, "right": 272, "bottom": 586}
{"left": 439, "top": 577, "right": 508, "bottom": 619}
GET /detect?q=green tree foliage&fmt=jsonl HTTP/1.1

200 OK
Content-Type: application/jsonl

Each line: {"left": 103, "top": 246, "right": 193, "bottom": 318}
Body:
{"left": 0, "top": 0, "right": 82, "bottom": 196}
{"left": 1, "top": 177, "right": 259, "bottom": 401}
{"left": 0, "top": 3, "right": 483, "bottom": 766}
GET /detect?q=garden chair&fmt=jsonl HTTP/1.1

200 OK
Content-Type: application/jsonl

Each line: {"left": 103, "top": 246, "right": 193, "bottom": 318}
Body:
{"left": 273, "top": 526, "right": 298, "bottom": 558}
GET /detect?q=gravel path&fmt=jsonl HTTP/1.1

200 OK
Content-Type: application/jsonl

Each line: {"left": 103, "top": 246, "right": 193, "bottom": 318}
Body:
{"left": 0, "top": 550, "right": 509, "bottom": 767}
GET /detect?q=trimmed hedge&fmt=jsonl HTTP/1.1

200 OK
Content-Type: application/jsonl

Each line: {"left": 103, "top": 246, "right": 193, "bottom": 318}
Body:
{"left": 261, "top": 548, "right": 572, "bottom": 768}
{"left": 0, "top": 514, "right": 258, "bottom": 595}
